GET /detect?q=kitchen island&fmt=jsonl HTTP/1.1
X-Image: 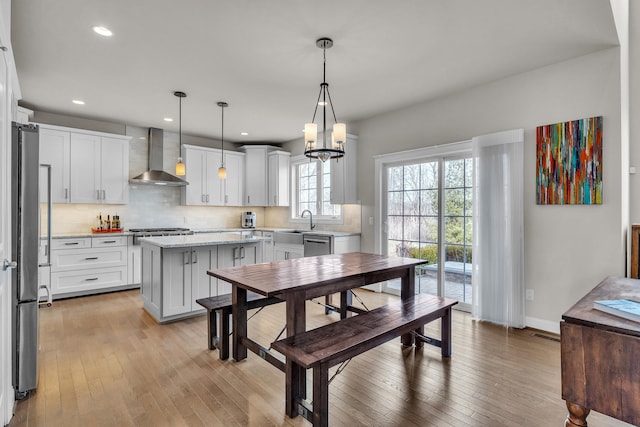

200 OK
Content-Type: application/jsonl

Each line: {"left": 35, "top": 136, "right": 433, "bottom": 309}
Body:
{"left": 139, "top": 233, "right": 271, "bottom": 323}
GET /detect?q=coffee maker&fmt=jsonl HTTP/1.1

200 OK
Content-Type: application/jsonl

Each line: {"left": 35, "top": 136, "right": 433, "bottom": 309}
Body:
{"left": 242, "top": 211, "right": 256, "bottom": 228}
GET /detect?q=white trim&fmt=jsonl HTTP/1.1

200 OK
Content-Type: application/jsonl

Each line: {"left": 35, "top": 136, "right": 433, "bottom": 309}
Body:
{"left": 289, "top": 154, "right": 343, "bottom": 223}
{"left": 374, "top": 140, "right": 472, "bottom": 254}
{"left": 526, "top": 316, "right": 560, "bottom": 334}
{"left": 471, "top": 128, "right": 524, "bottom": 148}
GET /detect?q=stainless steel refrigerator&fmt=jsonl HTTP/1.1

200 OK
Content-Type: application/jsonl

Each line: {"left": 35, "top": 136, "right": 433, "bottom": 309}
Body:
{"left": 11, "top": 122, "right": 51, "bottom": 399}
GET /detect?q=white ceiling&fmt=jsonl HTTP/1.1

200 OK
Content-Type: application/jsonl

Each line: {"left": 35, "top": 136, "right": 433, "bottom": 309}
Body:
{"left": 11, "top": 0, "right": 619, "bottom": 144}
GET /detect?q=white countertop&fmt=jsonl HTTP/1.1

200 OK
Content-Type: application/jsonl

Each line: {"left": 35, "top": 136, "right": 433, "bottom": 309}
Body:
{"left": 138, "top": 232, "right": 271, "bottom": 248}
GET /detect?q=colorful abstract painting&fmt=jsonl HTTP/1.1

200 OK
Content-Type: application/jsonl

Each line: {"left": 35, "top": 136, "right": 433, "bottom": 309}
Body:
{"left": 536, "top": 116, "right": 602, "bottom": 205}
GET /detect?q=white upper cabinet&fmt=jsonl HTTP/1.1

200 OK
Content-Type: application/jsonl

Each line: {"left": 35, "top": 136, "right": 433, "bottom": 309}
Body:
{"left": 100, "top": 136, "right": 129, "bottom": 204}
{"left": 39, "top": 128, "right": 71, "bottom": 203}
{"left": 268, "top": 150, "right": 290, "bottom": 207}
{"left": 39, "top": 124, "right": 130, "bottom": 205}
{"left": 182, "top": 144, "right": 244, "bottom": 206}
{"left": 242, "top": 146, "right": 268, "bottom": 206}
{"left": 70, "top": 133, "right": 101, "bottom": 203}
{"left": 240, "top": 145, "right": 290, "bottom": 207}
{"left": 222, "top": 151, "right": 244, "bottom": 206}
{"left": 183, "top": 146, "right": 219, "bottom": 206}
{"left": 330, "top": 135, "right": 358, "bottom": 205}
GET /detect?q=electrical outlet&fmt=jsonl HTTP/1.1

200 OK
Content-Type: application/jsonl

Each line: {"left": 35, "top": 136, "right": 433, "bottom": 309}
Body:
{"left": 526, "top": 289, "right": 534, "bottom": 301}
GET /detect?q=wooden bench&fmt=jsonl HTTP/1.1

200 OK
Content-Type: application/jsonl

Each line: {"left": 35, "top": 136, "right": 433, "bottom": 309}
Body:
{"left": 196, "top": 292, "right": 282, "bottom": 360}
{"left": 271, "top": 293, "right": 458, "bottom": 427}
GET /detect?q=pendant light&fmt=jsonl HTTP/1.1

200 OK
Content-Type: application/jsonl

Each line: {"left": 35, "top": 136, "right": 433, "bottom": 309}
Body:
{"left": 217, "top": 101, "right": 228, "bottom": 179}
{"left": 174, "top": 91, "right": 187, "bottom": 176}
{"left": 304, "top": 37, "right": 346, "bottom": 162}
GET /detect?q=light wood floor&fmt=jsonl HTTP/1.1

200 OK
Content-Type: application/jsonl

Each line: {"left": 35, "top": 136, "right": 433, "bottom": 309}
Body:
{"left": 9, "top": 289, "right": 631, "bottom": 427}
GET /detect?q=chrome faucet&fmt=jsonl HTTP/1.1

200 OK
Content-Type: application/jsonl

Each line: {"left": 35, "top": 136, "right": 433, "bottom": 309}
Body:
{"left": 300, "top": 209, "right": 315, "bottom": 230}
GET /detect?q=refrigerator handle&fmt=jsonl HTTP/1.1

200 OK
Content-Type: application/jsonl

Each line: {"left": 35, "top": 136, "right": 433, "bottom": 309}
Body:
{"left": 40, "top": 164, "right": 52, "bottom": 267}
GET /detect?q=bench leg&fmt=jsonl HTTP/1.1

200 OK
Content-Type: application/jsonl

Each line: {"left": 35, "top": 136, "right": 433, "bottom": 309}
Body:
{"left": 232, "top": 287, "right": 248, "bottom": 361}
{"left": 313, "top": 363, "right": 329, "bottom": 427}
{"left": 207, "top": 309, "right": 217, "bottom": 350}
{"left": 441, "top": 307, "right": 452, "bottom": 357}
{"left": 219, "top": 307, "right": 231, "bottom": 360}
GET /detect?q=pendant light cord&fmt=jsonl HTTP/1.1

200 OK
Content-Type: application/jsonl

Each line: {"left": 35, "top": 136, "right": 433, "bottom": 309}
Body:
{"left": 220, "top": 104, "right": 225, "bottom": 166}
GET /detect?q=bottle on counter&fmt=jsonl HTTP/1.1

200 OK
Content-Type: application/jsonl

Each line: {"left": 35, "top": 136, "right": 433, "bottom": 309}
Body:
{"left": 106, "top": 215, "right": 111, "bottom": 230}
{"left": 95, "top": 215, "right": 101, "bottom": 230}
{"left": 99, "top": 213, "right": 103, "bottom": 230}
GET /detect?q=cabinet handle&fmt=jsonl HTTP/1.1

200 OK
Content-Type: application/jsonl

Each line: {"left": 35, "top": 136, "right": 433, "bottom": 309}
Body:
{"left": 64, "top": 188, "right": 68, "bottom": 200}
{"left": 240, "top": 246, "right": 245, "bottom": 259}
{"left": 206, "top": 194, "right": 210, "bottom": 203}
{"left": 274, "top": 195, "right": 277, "bottom": 205}
{"left": 96, "top": 189, "right": 101, "bottom": 200}
{"left": 85, "top": 257, "right": 99, "bottom": 260}
{"left": 102, "top": 240, "right": 117, "bottom": 244}
{"left": 64, "top": 242, "right": 79, "bottom": 246}
{"left": 102, "top": 190, "right": 106, "bottom": 200}
{"left": 183, "top": 251, "right": 190, "bottom": 265}
{"left": 201, "top": 194, "right": 205, "bottom": 203}
{"left": 191, "top": 250, "right": 197, "bottom": 264}
{"left": 247, "top": 195, "right": 250, "bottom": 204}
{"left": 225, "top": 195, "right": 228, "bottom": 204}
{"left": 233, "top": 247, "right": 238, "bottom": 260}
{"left": 85, "top": 277, "right": 99, "bottom": 281}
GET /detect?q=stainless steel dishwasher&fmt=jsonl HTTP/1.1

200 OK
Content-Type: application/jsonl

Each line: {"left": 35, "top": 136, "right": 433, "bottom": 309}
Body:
{"left": 303, "top": 234, "right": 333, "bottom": 256}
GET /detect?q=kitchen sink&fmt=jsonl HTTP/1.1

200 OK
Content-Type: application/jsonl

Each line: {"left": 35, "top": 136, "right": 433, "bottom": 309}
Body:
{"left": 274, "top": 231, "right": 305, "bottom": 245}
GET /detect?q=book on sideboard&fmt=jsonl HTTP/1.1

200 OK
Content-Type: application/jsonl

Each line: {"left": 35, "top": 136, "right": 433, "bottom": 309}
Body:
{"left": 593, "top": 299, "right": 640, "bottom": 323}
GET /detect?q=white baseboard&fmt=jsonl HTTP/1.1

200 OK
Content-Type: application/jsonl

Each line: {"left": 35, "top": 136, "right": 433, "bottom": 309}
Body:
{"left": 526, "top": 316, "right": 560, "bottom": 334}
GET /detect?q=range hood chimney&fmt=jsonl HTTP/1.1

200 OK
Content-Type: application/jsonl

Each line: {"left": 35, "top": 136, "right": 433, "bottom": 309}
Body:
{"left": 130, "top": 128, "right": 189, "bottom": 186}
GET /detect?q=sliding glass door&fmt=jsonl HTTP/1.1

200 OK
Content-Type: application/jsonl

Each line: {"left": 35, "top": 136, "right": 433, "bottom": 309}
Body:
{"left": 382, "top": 155, "right": 472, "bottom": 310}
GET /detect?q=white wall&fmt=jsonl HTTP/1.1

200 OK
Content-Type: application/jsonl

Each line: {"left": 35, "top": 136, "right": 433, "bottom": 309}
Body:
{"left": 352, "top": 47, "right": 623, "bottom": 331}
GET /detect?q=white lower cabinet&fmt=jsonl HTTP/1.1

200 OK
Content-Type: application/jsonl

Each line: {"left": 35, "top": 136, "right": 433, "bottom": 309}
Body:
{"left": 261, "top": 232, "right": 275, "bottom": 262}
{"left": 274, "top": 243, "right": 304, "bottom": 261}
{"left": 127, "top": 244, "right": 141, "bottom": 285}
{"left": 217, "top": 243, "right": 259, "bottom": 295}
{"left": 50, "top": 236, "right": 131, "bottom": 297}
{"left": 141, "top": 242, "right": 261, "bottom": 323}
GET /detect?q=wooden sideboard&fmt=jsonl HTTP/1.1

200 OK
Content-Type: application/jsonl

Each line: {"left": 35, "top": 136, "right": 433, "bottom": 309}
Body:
{"left": 561, "top": 276, "right": 640, "bottom": 426}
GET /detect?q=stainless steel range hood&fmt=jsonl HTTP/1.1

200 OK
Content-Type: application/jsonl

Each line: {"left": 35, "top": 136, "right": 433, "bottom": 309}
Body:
{"left": 130, "top": 128, "right": 188, "bottom": 186}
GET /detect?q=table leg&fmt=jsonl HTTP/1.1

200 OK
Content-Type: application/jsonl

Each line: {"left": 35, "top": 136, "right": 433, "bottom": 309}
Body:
{"left": 565, "top": 402, "right": 590, "bottom": 427}
{"left": 232, "top": 286, "right": 247, "bottom": 361}
{"left": 285, "top": 293, "right": 306, "bottom": 418}
{"left": 401, "top": 266, "right": 416, "bottom": 347}
{"left": 339, "top": 290, "right": 352, "bottom": 319}
{"left": 441, "top": 307, "right": 452, "bottom": 357}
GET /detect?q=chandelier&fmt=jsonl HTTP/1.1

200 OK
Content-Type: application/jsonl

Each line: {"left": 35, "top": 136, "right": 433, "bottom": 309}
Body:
{"left": 304, "top": 37, "right": 346, "bottom": 162}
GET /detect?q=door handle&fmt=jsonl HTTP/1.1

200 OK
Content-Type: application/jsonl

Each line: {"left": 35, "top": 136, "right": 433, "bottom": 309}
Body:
{"left": 2, "top": 259, "right": 17, "bottom": 271}
{"left": 191, "top": 250, "right": 197, "bottom": 264}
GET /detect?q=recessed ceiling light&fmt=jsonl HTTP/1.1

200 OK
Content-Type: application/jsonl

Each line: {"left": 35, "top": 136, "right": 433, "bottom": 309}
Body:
{"left": 92, "top": 26, "right": 113, "bottom": 37}
{"left": 241, "top": 132, "right": 248, "bottom": 136}
{"left": 72, "top": 99, "right": 85, "bottom": 105}
{"left": 164, "top": 117, "right": 173, "bottom": 122}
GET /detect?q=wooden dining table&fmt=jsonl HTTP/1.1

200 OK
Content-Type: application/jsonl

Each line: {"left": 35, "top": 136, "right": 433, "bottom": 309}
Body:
{"left": 207, "top": 251, "right": 428, "bottom": 418}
